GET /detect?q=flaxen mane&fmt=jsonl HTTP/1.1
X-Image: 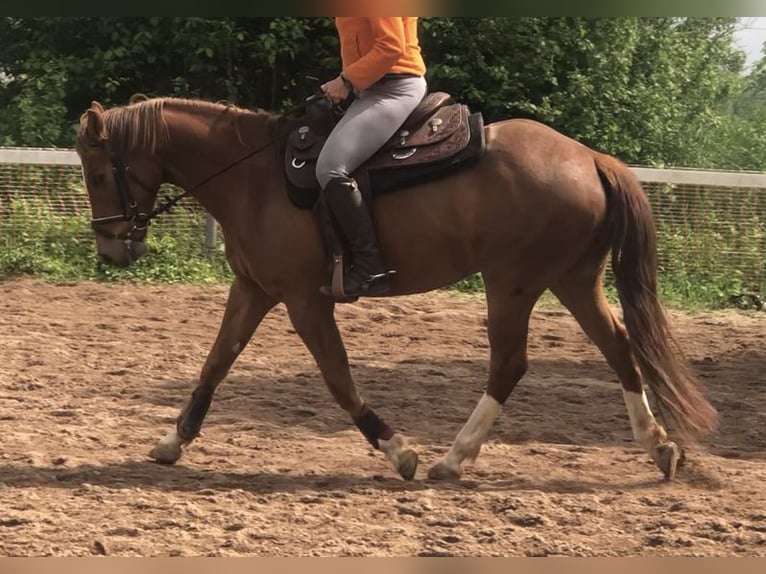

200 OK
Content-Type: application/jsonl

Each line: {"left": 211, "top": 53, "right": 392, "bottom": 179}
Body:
{"left": 101, "top": 99, "right": 169, "bottom": 154}
{"left": 99, "top": 97, "right": 285, "bottom": 154}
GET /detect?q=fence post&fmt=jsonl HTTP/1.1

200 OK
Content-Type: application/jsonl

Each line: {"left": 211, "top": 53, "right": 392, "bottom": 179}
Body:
{"left": 205, "top": 212, "right": 217, "bottom": 257}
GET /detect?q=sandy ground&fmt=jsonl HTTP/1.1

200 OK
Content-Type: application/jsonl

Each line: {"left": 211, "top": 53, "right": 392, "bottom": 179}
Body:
{"left": 0, "top": 278, "right": 764, "bottom": 557}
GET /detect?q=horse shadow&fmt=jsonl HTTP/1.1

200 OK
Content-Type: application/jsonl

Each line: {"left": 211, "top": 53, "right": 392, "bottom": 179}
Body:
{"left": 145, "top": 350, "right": 766, "bottom": 461}
{"left": 0, "top": 458, "right": 665, "bottom": 496}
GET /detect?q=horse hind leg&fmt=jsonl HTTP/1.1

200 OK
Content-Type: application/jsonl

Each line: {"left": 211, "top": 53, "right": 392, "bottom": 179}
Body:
{"left": 429, "top": 281, "right": 540, "bottom": 480}
{"left": 551, "top": 270, "right": 681, "bottom": 480}
{"left": 150, "top": 277, "right": 277, "bottom": 464}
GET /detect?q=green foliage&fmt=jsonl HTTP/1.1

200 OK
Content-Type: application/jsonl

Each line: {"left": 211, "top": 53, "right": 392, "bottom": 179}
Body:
{"left": 703, "top": 51, "right": 766, "bottom": 170}
{"left": 0, "top": 198, "right": 232, "bottom": 284}
{"left": 449, "top": 273, "right": 485, "bottom": 293}
{"left": 0, "top": 17, "right": 341, "bottom": 146}
{"left": 0, "top": 194, "right": 761, "bottom": 309}
{"left": 419, "top": 17, "right": 756, "bottom": 169}
{"left": 649, "top": 181, "right": 765, "bottom": 308}
{"left": 0, "top": 16, "right": 761, "bottom": 169}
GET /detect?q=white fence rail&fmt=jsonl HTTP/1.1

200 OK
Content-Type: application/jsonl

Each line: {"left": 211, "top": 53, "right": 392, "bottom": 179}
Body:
{"left": 3, "top": 147, "right": 764, "bottom": 188}
{"left": 0, "top": 147, "right": 81, "bottom": 166}
{"left": 630, "top": 166, "right": 766, "bottom": 188}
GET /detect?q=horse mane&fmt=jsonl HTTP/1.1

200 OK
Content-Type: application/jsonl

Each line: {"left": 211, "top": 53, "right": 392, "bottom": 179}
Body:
{"left": 102, "top": 97, "right": 285, "bottom": 155}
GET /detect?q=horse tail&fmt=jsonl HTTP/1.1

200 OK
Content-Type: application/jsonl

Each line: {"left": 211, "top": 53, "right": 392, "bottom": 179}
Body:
{"left": 593, "top": 153, "right": 718, "bottom": 442}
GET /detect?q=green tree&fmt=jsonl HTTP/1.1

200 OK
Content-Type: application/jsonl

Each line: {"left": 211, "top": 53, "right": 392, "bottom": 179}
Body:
{"left": 0, "top": 17, "right": 341, "bottom": 146}
{"left": 0, "top": 16, "right": 758, "bottom": 170}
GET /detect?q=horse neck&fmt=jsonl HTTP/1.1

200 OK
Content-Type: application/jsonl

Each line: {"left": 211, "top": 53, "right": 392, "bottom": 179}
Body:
{"left": 158, "top": 102, "right": 285, "bottom": 223}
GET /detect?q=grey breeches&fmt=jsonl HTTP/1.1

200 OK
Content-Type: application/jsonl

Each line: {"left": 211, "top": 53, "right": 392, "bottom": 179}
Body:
{"left": 315, "top": 75, "right": 428, "bottom": 189}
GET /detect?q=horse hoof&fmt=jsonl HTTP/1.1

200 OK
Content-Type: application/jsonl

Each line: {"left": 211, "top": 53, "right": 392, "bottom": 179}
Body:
{"left": 655, "top": 442, "right": 680, "bottom": 481}
{"left": 397, "top": 449, "right": 419, "bottom": 481}
{"left": 149, "top": 442, "right": 182, "bottom": 465}
{"left": 427, "top": 459, "right": 461, "bottom": 481}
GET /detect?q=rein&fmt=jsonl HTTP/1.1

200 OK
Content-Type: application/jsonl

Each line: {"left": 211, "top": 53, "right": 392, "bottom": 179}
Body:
{"left": 148, "top": 132, "right": 282, "bottom": 219}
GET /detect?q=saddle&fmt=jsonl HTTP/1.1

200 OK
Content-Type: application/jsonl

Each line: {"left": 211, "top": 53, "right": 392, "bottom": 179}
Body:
{"left": 284, "top": 92, "right": 486, "bottom": 210}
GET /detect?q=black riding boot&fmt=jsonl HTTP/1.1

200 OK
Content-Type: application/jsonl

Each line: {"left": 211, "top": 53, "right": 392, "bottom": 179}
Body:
{"left": 321, "top": 176, "right": 394, "bottom": 299}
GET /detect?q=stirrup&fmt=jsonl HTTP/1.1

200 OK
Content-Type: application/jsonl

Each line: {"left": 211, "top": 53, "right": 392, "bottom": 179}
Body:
{"left": 318, "top": 254, "right": 359, "bottom": 302}
{"left": 319, "top": 256, "right": 396, "bottom": 302}
{"left": 319, "top": 271, "right": 396, "bottom": 302}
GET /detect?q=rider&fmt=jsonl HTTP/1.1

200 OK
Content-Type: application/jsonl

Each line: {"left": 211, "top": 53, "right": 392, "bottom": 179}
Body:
{"left": 316, "top": 17, "right": 427, "bottom": 300}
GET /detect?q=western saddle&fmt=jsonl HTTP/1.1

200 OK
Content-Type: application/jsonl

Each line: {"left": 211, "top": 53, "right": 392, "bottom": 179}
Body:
{"left": 284, "top": 91, "right": 486, "bottom": 209}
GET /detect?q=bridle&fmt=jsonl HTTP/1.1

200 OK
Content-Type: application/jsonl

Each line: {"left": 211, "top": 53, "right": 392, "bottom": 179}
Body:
{"left": 87, "top": 134, "right": 281, "bottom": 249}
{"left": 88, "top": 140, "right": 157, "bottom": 243}
{"left": 87, "top": 90, "right": 344, "bottom": 250}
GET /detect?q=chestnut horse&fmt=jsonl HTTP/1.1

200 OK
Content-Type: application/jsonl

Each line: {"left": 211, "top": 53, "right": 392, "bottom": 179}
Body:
{"left": 75, "top": 97, "right": 717, "bottom": 482}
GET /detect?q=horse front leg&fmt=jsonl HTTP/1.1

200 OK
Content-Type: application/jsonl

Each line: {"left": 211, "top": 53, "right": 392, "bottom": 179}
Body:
{"left": 285, "top": 297, "right": 419, "bottom": 480}
{"left": 150, "top": 276, "right": 277, "bottom": 464}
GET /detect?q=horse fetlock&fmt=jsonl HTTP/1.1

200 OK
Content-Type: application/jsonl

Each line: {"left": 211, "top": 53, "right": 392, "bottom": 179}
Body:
{"left": 427, "top": 457, "right": 462, "bottom": 481}
{"left": 176, "top": 422, "right": 201, "bottom": 442}
{"left": 652, "top": 423, "right": 669, "bottom": 445}
{"left": 634, "top": 420, "right": 669, "bottom": 456}
{"left": 426, "top": 432, "right": 485, "bottom": 481}
{"left": 379, "top": 434, "right": 419, "bottom": 480}
{"left": 455, "top": 437, "right": 483, "bottom": 464}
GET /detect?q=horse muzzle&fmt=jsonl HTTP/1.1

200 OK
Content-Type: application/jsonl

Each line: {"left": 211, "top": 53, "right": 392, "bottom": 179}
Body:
{"left": 97, "top": 238, "right": 148, "bottom": 267}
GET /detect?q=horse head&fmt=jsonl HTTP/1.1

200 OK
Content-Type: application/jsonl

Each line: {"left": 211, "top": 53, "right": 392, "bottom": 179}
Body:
{"left": 76, "top": 100, "right": 165, "bottom": 267}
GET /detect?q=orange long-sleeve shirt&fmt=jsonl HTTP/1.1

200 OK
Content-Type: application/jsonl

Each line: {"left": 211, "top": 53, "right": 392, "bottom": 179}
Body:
{"left": 335, "top": 17, "right": 426, "bottom": 92}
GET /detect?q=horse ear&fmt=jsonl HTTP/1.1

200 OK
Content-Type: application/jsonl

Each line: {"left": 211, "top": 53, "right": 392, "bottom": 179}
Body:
{"left": 128, "top": 93, "right": 149, "bottom": 105}
{"left": 83, "top": 103, "right": 107, "bottom": 143}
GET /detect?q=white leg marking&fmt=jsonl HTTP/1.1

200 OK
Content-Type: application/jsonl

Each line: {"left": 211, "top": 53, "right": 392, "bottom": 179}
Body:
{"left": 378, "top": 434, "right": 404, "bottom": 464}
{"left": 432, "top": 393, "right": 502, "bottom": 477}
{"left": 379, "top": 433, "right": 419, "bottom": 480}
{"left": 231, "top": 341, "right": 242, "bottom": 354}
{"left": 622, "top": 389, "right": 681, "bottom": 479}
{"left": 622, "top": 389, "right": 666, "bottom": 452}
